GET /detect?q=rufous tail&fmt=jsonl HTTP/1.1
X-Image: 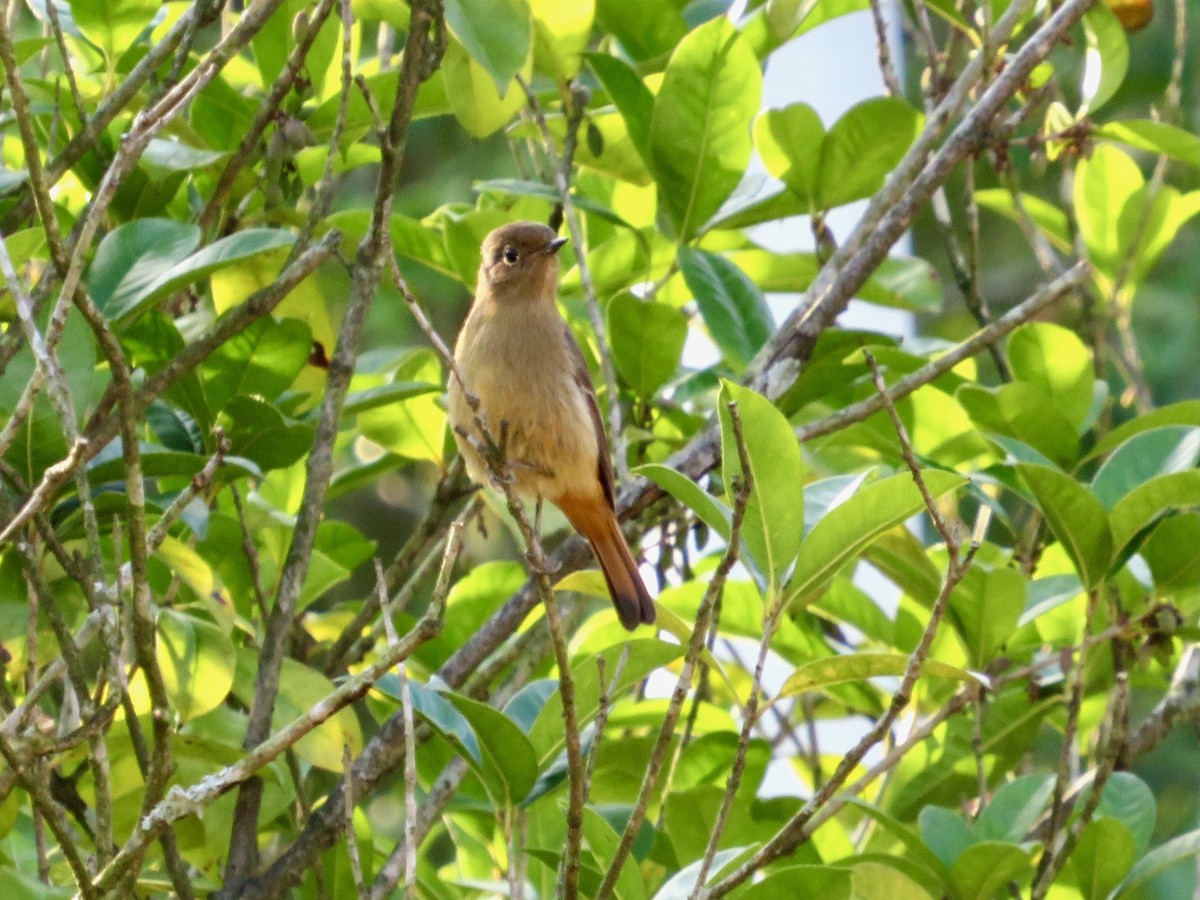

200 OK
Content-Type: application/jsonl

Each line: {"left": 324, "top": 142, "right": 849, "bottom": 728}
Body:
{"left": 558, "top": 497, "right": 655, "bottom": 630}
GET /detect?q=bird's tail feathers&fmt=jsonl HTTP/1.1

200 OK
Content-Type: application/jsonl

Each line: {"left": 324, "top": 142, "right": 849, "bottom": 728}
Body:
{"left": 558, "top": 496, "right": 655, "bottom": 631}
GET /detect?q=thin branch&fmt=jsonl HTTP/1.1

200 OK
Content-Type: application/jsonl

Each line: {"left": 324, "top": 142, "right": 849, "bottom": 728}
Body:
{"left": 0, "top": 732, "right": 96, "bottom": 898}
{"left": 704, "top": 383, "right": 986, "bottom": 896}
{"left": 596, "top": 402, "right": 754, "bottom": 900}
{"left": 868, "top": 0, "right": 903, "bottom": 97}
{"left": 1130, "top": 644, "right": 1200, "bottom": 757}
{"left": 1032, "top": 589, "right": 1100, "bottom": 896}
{"left": 221, "top": 3, "right": 442, "bottom": 883}
{"left": 0, "top": 232, "right": 339, "bottom": 545}
{"left": 378, "top": 560, "right": 419, "bottom": 900}
{"left": 796, "top": 262, "right": 1090, "bottom": 443}
{"left": 85, "top": 531, "right": 452, "bottom": 897}
{"left": 341, "top": 745, "right": 368, "bottom": 900}
{"left": 145, "top": 429, "right": 229, "bottom": 553}
{"left": 198, "top": 0, "right": 341, "bottom": 233}
{"left": 516, "top": 74, "right": 628, "bottom": 486}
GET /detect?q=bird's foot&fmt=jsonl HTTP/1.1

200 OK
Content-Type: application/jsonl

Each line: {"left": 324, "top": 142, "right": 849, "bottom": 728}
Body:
{"left": 525, "top": 545, "right": 560, "bottom": 576}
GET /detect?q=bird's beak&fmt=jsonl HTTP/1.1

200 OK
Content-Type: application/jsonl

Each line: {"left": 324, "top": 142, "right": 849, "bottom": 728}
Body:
{"left": 546, "top": 237, "right": 568, "bottom": 255}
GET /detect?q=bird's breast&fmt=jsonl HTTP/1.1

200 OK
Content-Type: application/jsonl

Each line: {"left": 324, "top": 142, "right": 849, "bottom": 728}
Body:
{"left": 449, "top": 305, "right": 598, "bottom": 502}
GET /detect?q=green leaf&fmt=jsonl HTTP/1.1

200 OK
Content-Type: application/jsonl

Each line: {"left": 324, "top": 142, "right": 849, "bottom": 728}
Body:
{"left": 1017, "top": 464, "right": 1113, "bottom": 590}
{"left": 356, "top": 349, "right": 447, "bottom": 463}
{"left": 606, "top": 293, "right": 687, "bottom": 396}
{"left": 851, "top": 861, "right": 937, "bottom": 900}
{"left": 580, "top": 807, "right": 646, "bottom": 900}
{"left": 587, "top": 52, "right": 655, "bottom": 161}
{"left": 1018, "top": 574, "right": 1084, "bottom": 626}
{"left": 88, "top": 219, "right": 200, "bottom": 318}
{"left": 1006, "top": 322, "right": 1095, "bottom": 433}
{"left": 949, "top": 842, "right": 1033, "bottom": 900}
{"left": 1113, "top": 827, "right": 1200, "bottom": 898}
{"left": 444, "top": 0, "right": 531, "bottom": 94}
{"left": 528, "top": 639, "right": 682, "bottom": 764}
{"left": 1089, "top": 400, "right": 1200, "bottom": 460}
{"left": 141, "top": 139, "right": 226, "bottom": 175}
{"left": 202, "top": 317, "right": 312, "bottom": 413}
{"left": 1070, "top": 818, "right": 1136, "bottom": 899}
{"left": 298, "top": 521, "right": 376, "bottom": 611}
{"left": 636, "top": 463, "right": 732, "bottom": 542}
{"left": 1080, "top": 5, "right": 1129, "bottom": 113}
{"left": 680, "top": 249, "right": 939, "bottom": 312}
{"left": 975, "top": 775, "right": 1055, "bottom": 843}
{"left": 1093, "top": 773, "right": 1156, "bottom": 857}
{"left": 475, "top": 179, "right": 638, "bottom": 231}
{"left": 154, "top": 609, "right": 236, "bottom": 722}
{"left": 719, "top": 382, "right": 805, "bottom": 586}
{"left": 1074, "top": 144, "right": 1143, "bottom": 285}
{"left": 67, "top": 0, "right": 158, "bottom": 60}
{"left": 448, "top": 694, "right": 539, "bottom": 804}
{"left": 678, "top": 247, "right": 773, "bottom": 370}
{"left": 220, "top": 395, "right": 316, "bottom": 471}
{"left": 775, "top": 652, "right": 982, "bottom": 700}
{"left": 294, "top": 145, "right": 383, "bottom": 186}
{"left": 753, "top": 103, "right": 823, "bottom": 208}
{"left": 648, "top": 16, "right": 762, "bottom": 239}
{"left": 842, "top": 798, "right": 950, "bottom": 882}
{"left": 530, "top": 0, "right": 592, "bottom": 78}
{"left": 654, "top": 846, "right": 754, "bottom": 899}
{"left": 975, "top": 189, "right": 1072, "bottom": 253}
{"left": 1097, "top": 119, "right": 1200, "bottom": 170}
{"left": 232, "top": 651, "right": 361, "bottom": 771}
{"left": 1091, "top": 427, "right": 1200, "bottom": 510}
{"left": 593, "top": 0, "right": 687, "bottom": 63}
{"left": 403, "top": 681, "right": 482, "bottom": 768}
{"left": 1142, "top": 514, "right": 1200, "bottom": 592}
{"left": 442, "top": 39, "right": 530, "bottom": 138}
{"left": 502, "top": 680, "right": 557, "bottom": 733}
{"left": 86, "top": 444, "right": 258, "bottom": 485}
{"left": 947, "top": 567, "right": 1026, "bottom": 668}
{"left": 919, "top": 805, "right": 976, "bottom": 868}
{"left": 1109, "top": 470, "right": 1200, "bottom": 559}
{"left": 957, "top": 382, "right": 1080, "bottom": 468}
{"left": 0, "top": 867, "right": 72, "bottom": 898}
{"left": 93, "top": 226, "right": 296, "bottom": 325}
{"left": 342, "top": 381, "right": 441, "bottom": 415}
{"left": 817, "top": 97, "right": 923, "bottom": 210}
{"left": 741, "top": 866, "right": 852, "bottom": 899}
{"left": 786, "top": 470, "right": 966, "bottom": 605}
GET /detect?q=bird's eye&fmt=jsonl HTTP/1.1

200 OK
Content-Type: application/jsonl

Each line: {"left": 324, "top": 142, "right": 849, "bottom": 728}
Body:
{"left": 502, "top": 246, "right": 519, "bottom": 264}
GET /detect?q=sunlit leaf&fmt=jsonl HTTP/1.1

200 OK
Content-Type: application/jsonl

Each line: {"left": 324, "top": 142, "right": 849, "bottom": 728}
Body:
{"left": 1081, "top": 5, "right": 1129, "bottom": 113}
{"left": 775, "top": 652, "right": 982, "bottom": 701}
{"left": 787, "top": 471, "right": 966, "bottom": 606}
{"left": 719, "top": 382, "right": 805, "bottom": 586}
{"left": 649, "top": 17, "right": 762, "bottom": 239}
{"left": 444, "top": 0, "right": 531, "bottom": 94}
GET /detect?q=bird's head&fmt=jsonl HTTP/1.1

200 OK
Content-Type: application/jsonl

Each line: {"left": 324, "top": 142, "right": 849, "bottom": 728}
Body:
{"left": 478, "top": 221, "right": 568, "bottom": 299}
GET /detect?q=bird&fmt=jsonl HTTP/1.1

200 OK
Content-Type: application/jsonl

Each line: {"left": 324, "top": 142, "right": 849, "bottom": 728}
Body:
{"left": 447, "top": 220, "right": 656, "bottom": 630}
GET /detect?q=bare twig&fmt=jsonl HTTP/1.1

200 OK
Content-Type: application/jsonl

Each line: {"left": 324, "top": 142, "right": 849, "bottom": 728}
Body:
{"left": 198, "top": 0, "right": 341, "bottom": 233}
{"left": 516, "top": 74, "right": 628, "bottom": 485}
{"left": 705, "top": 373, "right": 985, "bottom": 897}
{"left": 86, "top": 539, "right": 451, "bottom": 897}
{"left": 596, "top": 402, "right": 754, "bottom": 900}
{"left": 868, "top": 0, "right": 903, "bottom": 97}
{"left": 378, "top": 559, "right": 419, "bottom": 900}
{"left": 341, "top": 745, "right": 368, "bottom": 899}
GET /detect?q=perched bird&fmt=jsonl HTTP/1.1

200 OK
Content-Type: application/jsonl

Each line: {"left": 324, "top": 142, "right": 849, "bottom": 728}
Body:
{"left": 448, "top": 221, "right": 656, "bottom": 630}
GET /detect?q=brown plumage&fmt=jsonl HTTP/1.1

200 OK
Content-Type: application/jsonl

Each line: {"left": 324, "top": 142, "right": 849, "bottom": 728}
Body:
{"left": 447, "top": 221, "right": 655, "bottom": 630}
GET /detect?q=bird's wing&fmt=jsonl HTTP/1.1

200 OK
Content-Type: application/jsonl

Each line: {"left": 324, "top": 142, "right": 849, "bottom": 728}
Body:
{"left": 562, "top": 322, "right": 616, "bottom": 510}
